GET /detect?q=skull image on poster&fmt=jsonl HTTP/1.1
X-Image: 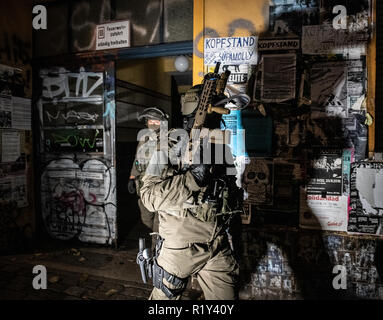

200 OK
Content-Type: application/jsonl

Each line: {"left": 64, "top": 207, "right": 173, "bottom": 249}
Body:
{"left": 243, "top": 158, "right": 273, "bottom": 205}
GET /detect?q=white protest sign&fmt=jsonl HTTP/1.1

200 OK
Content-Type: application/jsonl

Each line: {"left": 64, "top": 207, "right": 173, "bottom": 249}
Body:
{"left": 96, "top": 21, "right": 130, "bottom": 50}
{"left": 204, "top": 36, "right": 257, "bottom": 65}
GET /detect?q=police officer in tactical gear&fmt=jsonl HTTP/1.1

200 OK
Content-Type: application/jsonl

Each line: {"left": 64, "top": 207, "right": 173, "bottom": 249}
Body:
{"left": 140, "top": 86, "right": 241, "bottom": 300}
{"left": 129, "top": 107, "right": 169, "bottom": 248}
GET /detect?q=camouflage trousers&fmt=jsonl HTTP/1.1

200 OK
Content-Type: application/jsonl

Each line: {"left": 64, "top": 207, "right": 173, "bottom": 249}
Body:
{"left": 149, "top": 233, "right": 239, "bottom": 300}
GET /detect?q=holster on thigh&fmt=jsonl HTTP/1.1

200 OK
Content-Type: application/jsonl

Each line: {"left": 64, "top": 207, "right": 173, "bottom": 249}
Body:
{"left": 152, "top": 258, "right": 188, "bottom": 299}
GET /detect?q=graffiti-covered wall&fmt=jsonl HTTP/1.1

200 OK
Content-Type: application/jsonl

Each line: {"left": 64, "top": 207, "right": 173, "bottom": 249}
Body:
{"left": 36, "top": 63, "right": 117, "bottom": 245}
{"left": 193, "top": 0, "right": 382, "bottom": 299}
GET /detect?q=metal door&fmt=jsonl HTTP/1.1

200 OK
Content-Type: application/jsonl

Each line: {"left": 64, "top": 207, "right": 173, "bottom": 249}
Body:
{"left": 35, "top": 61, "right": 117, "bottom": 245}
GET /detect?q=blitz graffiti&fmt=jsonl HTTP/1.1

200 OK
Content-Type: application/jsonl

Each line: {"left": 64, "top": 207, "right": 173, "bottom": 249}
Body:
{"left": 40, "top": 67, "right": 104, "bottom": 102}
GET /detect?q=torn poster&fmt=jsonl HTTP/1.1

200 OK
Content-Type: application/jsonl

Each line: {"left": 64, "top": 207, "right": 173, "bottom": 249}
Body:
{"left": 1, "top": 131, "right": 20, "bottom": 162}
{"left": 261, "top": 53, "right": 296, "bottom": 103}
{"left": 310, "top": 61, "right": 348, "bottom": 118}
{"left": 300, "top": 149, "right": 353, "bottom": 232}
{"left": 12, "top": 97, "right": 31, "bottom": 130}
{"left": 348, "top": 162, "right": 383, "bottom": 236}
{"left": 204, "top": 36, "right": 258, "bottom": 66}
{"left": 302, "top": 25, "right": 368, "bottom": 57}
{"left": 269, "top": 0, "right": 319, "bottom": 36}
{"left": 242, "top": 158, "right": 273, "bottom": 205}
{"left": 0, "top": 94, "right": 12, "bottom": 128}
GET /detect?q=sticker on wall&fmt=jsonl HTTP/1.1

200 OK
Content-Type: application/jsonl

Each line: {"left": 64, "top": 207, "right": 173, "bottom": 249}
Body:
{"left": 258, "top": 38, "right": 300, "bottom": 51}
{"left": 96, "top": 20, "right": 131, "bottom": 51}
{"left": 205, "top": 63, "right": 250, "bottom": 96}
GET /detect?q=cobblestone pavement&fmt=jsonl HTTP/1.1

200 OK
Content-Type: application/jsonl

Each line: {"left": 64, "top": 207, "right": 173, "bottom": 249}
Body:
{"left": 0, "top": 242, "right": 201, "bottom": 300}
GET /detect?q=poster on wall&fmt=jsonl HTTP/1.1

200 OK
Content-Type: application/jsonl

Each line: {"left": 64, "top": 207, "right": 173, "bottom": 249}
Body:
{"left": 348, "top": 162, "right": 383, "bottom": 236}
{"left": 310, "top": 61, "right": 348, "bottom": 118}
{"left": 204, "top": 36, "right": 258, "bottom": 66}
{"left": 300, "top": 149, "right": 353, "bottom": 232}
{"left": 243, "top": 158, "right": 274, "bottom": 205}
{"left": 302, "top": 25, "right": 368, "bottom": 57}
{"left": 1, "top": 131, "right": 20, "bottom": 162}
{"left": 307, "top": 148, "right": 343, "bottom": 196}
{"left": 269, "top": 0, "right": 319, "bottom": 36}
{"left": 0, "top": 94, "right": 12, "bottom": 128}
{"left": 261, "top": 53, "right": 296, "bottom": 103}
{"left": 12, "top": 97, "right": 31, "bottom": 130}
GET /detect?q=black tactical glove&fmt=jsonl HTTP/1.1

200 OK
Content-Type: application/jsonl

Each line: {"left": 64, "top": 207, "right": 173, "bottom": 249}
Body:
{"left": 128, "top": 179, "right": 136, "bottom": 194}
{"left": 189, "top": 163, "right": 212, "bottom": 187}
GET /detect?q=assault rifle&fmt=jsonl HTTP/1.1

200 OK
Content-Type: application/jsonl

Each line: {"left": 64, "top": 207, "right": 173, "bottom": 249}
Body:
{"left": 186, "top": 62, "right": 231, "bottom": 165}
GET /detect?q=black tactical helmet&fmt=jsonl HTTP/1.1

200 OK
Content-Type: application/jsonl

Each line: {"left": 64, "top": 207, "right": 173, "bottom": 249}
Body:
{"left": 137, "top": 107, "right": 169, "bottom": 122}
